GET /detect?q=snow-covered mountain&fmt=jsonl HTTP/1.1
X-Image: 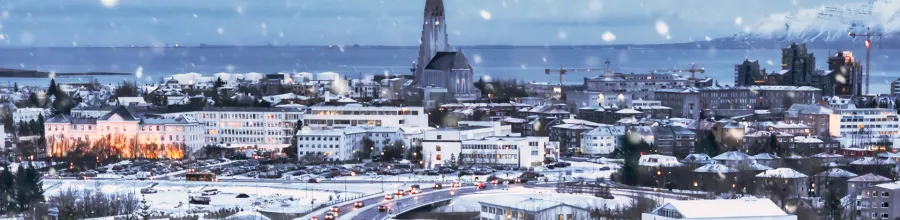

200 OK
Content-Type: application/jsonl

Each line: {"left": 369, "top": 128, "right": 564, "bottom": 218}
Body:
{"left": 735, "top": 0, "right": 900, "bottom": 43}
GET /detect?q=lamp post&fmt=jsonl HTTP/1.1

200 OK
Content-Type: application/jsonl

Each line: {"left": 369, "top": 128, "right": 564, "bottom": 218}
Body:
{"left": 849, "top": 27, "right": 881, "bottom": 95}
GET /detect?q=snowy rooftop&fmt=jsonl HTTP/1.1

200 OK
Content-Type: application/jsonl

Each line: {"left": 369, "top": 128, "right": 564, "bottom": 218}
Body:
{"left": 615, "top": 109, "right": 642, "bottom": 114}
{"left": 712, "top": 151, "right": 753, "bottom": 161}
{"left": 810, "top": 152, "right": 843, "bottom": 158}
{"left": 477, "top": 195, "right": 582, "bottom": 213}
{"left": 850, "top": 157, "right": 894, "bottom": 166}
{"left": 752, "top": 153, "right": 781, "bottom": 160}
{"left": 652, "top": 198, "right": 791, "bottom": 219}
{"left": 693, "top": 164, "right": 738, "bottom": 173}
{"left": 874, "top": 181, "right": 900, "bottom": 190}
{"left": 756, "top": 168, "right": 808, "bottom": 179}
{"left": 747, "top": 162, "right": 773, "bottom": 171}
{"left": 681, "top": 153, "right": 713, "bottom": 163}
{"left": 639, "top": 154, "right": 682, "bottom": 167}
{"left": 792, "top": 136, "right": 823, "bottom": 143}
{"left": 848, "top": 173, "right": 892, "bottom": 183}
{"left": 814, "top": 168, "right": 858, "bottom": 178}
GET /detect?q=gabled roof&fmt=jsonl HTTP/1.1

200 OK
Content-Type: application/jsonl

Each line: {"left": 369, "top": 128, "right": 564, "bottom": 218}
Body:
{"left": 814, "top": 168, "right": 858, "bottom": 178}
{"left": 425, "top": 50, "right": 472, "bottom": 70}
{"left": 98, "top": 106, "right": 138, "bottom": 121}
{"left": 712, "top": 151, "right": 753, "bottom": 161}
{"left": 756, "top": 168, "right": 807, "bottom": 179}
{"left": 848, "top": 173, "right": 892, "bottom": 183}
{"left": 693, "top": 163, "right": 738, "bottom": 173}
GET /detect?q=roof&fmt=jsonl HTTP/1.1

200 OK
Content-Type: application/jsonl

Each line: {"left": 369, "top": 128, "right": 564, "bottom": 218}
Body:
{"left": 425, "top": 51, "right": 472, "bottom": 70}
{"left": 756, "top": 168, "right": 808, "bottom": 179}
{"left": 693, "top": 164, "right": 738, "bottom": 173}
{"left": 478, "top": 195, "right": 585, "bottom": 213}
{"left": 652, "top": 198, "right": 791, "bottom": 219}
{"left": 850, "top": 157, "right": 894, "bottom": 166}
{"left": 873, "top": 181, "right": 900, "bottom": 190}
{"left": 814, "top": 168, "right": 858, "bottom": 178}
{"left": 848, "top": 173, "right": 892, "bottom": 183}
{"left": 98, "top": 106, "right": 138, "bottom": 121}
{"left": 752, "top": 153, "right": 781, "bottom": 160}
{"left": 810, "top": 152, "right": 843, "bottom": 158}
{"left": 712, "top": 151, "right": 753, "bottom": 161}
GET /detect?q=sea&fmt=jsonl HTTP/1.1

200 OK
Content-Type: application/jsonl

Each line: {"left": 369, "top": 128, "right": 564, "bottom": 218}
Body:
{"left": 0, "top": 46, "right": 898, "bottom": 93}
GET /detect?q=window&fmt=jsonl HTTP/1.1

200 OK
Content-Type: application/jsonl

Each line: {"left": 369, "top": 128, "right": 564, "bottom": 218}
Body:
{"left": 882, "top": 213, "right": 889, "bottom": 219}
{"left": 436, "top": 135, "right": 442, "bottom": 140}
{"left": 436, "top": 154, "right": 441, "bottom": 160}
{"left": 883, "top": 192, "right": 890, "bottom": 197}
{"left": 882, "top": 202, "right": 889, "bottom": 208}
{"left": 436, "top": 146, "right": 441, "bottom": 151}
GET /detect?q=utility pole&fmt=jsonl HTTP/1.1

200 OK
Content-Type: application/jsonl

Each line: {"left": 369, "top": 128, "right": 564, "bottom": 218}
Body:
{"left": 849, "top": 27, "right": 881, "bottom": 95}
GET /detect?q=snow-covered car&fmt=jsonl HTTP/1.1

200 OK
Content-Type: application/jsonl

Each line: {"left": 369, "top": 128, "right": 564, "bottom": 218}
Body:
{"left": 140, "top": 188, "right": 157, "bottom": 194}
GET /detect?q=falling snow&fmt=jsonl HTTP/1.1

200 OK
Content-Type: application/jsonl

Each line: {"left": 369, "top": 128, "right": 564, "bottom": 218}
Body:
{"left": 655, "top": 20, "right": 670, "bottom": 37}
{"left": 601, "top": 31, "right": 616, "bottom": 42}
{"left": 734, "top": 17, "right": 743, "bottom": 26}
{"left": 135, "top": 66, "right": 144, "bottom": 78}
{"left": 557, "top": 31, "right": 568, "bottom": 40}
{"left": 100, "top": 0, "right": 119, "bottom": 8}
{"left": 479, "top": 10, "right": 492, "bottom": 20}
{"left": 588, "top": 0, "right": 603, "bottom": 11}
{"left": 473, "top": 55, "right": 483, "bottom": 64}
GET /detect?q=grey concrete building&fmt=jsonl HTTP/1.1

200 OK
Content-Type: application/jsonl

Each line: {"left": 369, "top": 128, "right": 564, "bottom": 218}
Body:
{"left": 699, "top": 85, "right": 821, "bottom": 118}
{"left": 655, "top": 87, "right": 701, "bottom": 120}
{"left": 857, "top": 182, "right": 900, "bottom": 220}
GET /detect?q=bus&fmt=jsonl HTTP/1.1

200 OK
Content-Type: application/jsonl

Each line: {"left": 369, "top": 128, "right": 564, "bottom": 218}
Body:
{"left": 186, "top": 172, "right": 217, "bottom": 182}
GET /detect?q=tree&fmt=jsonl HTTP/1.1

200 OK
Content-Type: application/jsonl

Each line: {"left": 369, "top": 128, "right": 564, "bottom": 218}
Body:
{"left": 0, "top": 166, "right": 16, "bottom": 213}
{"left": 768, "top": 133, "right": 780, "bottom": 155}
{"left": 48, "top": 79, "right": 58, "bottom": 98}
{"left": 618, "top": 133, "right": 653, "bottom": 186}
{"left": 13, "top": 83, "right": 18, "bottom": 93}
{"left": 113, "top": 80, "right": 139, "bottom": 98}
{"left": 214, "top": 77, "right": 226, "bottom": 88}
{"left": 25, "top": 163, "right": 44, "bottom": 206}
{"left": 695, "top": 132, "right": 719, "bottom": 156}
{"left": 822, "top": 182, "right": 845, "bottom": 220}
{"left": 474, "top": 78, "right": 488, "bottom": 98}
{"left": 361, "top": 138, "right": 375, "bottom": 160}
{"left": 14, "top": 165, "right": 29, "bottom": 211}
{"left": 381, "top": 140, "right": 405, "bottom": 162}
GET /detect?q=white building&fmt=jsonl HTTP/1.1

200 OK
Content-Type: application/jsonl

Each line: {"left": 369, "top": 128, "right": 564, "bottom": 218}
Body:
{"left": 295, "top": 126, "right": 405, "bottom": 161}
{"left": 638, "top": 154, "right": 682, "bottom": 167}
{"left": 827, "top": 97, "right": 900, "bottom": 148}
{"left": 460, "top": 136, "right": 549, "bottom": 168}
{"left": 642, "top": 198, "right": 796, "bottom": 220}
{"left": 422, "top": 123, "right": 513, "bottom": 169}
{"left": 303, "top": 106, "right": 427, "bottom": 129}
{"left": 12, "top": 108, "right": 49, "bottom": 124}
{"left": 580, "top": 126, "right": 626, "bottom": 155}
{"left": 162, "top": 107, "right": 304, "bottom": 151}
{"left": 478, "top": 196, "right": 593, "bottom": 220}
{"left": 45, "top": 107, "right": 204, "bottom": 158}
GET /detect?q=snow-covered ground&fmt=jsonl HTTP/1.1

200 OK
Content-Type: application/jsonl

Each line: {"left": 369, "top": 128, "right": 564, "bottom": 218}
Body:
{"left": 43, "top": 179, "right": 391, "bottom": 216}
{"left": 435, "top": 187, "right": 633, "bottom": 212}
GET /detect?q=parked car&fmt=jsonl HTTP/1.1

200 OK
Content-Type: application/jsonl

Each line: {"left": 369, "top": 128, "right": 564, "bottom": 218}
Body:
{"left": 308, "top": 178, "right": 320, "bottom": 183}
{"left": 365, "top": 171, "right": 377, "bottom": 176}
{"left": 140, "top": 188, "right": 157, "bottom": 194}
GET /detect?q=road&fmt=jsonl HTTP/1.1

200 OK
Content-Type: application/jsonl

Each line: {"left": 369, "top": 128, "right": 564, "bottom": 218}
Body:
{"left": 309, "top": 184, "right": 451, "bottom": 220}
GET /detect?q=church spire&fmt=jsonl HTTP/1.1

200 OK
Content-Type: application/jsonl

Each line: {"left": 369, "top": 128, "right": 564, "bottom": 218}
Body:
{"left": 415, "top": 0, "right": 450, "bottom": 84}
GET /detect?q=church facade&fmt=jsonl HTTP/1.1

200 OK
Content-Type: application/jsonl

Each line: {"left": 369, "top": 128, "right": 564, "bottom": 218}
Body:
{"left": 412, "top": 0, "right": 475, "bottom": 98}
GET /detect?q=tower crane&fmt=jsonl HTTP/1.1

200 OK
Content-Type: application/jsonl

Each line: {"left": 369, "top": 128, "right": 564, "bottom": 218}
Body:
{"left": 686, "top": 62, "right": 705, "bottom": 80}
{"left": 544, "top": 59, "right": 611, "bottom": 86}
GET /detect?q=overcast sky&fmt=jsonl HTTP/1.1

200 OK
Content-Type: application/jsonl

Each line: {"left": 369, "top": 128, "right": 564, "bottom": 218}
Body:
{"left": 0, "top": 0, "right": 857, "bottom": 46}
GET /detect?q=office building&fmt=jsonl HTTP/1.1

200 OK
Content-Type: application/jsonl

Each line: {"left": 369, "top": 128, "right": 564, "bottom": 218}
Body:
{"left": 734, "top": 59, "right": 768, "bottom": 86}
{"left": 699, "top": 85, "right": 821, "bottom": 118}
{"left": 303, "top": 106, "right": 427, "bottom": 129}
{"left": 642, "top": 198, "right": 796, "bottom": 220}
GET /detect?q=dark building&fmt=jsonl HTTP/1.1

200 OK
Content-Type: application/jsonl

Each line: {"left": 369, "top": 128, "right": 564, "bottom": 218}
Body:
{"left": 734, "top": 59, "right": 767, "bottom": 86}
{"left": 780, "top": 43, "right": 817, "bottom": 86}
{"left": 825, "top": 51, "right": 863, "bottom": 97}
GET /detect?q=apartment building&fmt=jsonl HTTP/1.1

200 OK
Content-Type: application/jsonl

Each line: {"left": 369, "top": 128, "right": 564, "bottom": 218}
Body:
{"left": 303, "top": 105, "right": 427, "bottom": 129}
{"left": 295, "top": 126, "right": 404, "bottom": 161}
{"left": 421, "top": 122, "right": 513, "bottom": 169}
{"left": 12, "top": 108, "right": 49, "bottom": 125}
{"left": 857, "top": 181, "right": 900, "bottom": 220}
{"left": 699, "top": 85, "right": 821, "bottom": 118}
{"left": 163, "top": 107, "right": 304, "bottom": 150}
{"left": 827, "top": 97, "right": 900, "bottom": 148}
{"left": 460, "top": 136, "right": 549, "bottom": 168}
{"left": 479, "top": 196, "right": 593, "bottom": 220}
{"left": 580, "top": 126, "right": 626, "bottom": 156}
{"left": 654, "top": 87, "right": 701, "bottom": 120}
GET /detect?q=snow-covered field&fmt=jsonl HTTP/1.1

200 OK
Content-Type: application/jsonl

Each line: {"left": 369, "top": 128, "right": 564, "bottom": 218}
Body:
{"left": 436, "top": 187, "right": 633, "bottom": 212}
{"left": 43, "top": 179, "right": 393, "bottom": 215}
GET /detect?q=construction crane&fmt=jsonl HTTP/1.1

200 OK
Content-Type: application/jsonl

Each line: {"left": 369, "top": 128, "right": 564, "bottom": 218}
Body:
{"left": 686, "top": 62, "right": 705, "bottom": 80}
{"left": 849, "top": 26, "right": 882, "bottom": 95}
{"left": 544, "top": 59, "right": 611, "bottom": 86}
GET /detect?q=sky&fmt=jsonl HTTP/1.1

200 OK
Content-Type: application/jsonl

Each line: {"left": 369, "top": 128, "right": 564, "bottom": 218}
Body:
{"left": 0, "top": 0, "right": 863, "bottom": 47}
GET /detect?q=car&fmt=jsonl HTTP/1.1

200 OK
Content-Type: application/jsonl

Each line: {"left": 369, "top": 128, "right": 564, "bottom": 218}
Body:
{"left": 599, "top": 167, "right": 611, "bottom": 171}
{"left": 308, "top": 178, "right": 320, "bottom": 183}
{"left": 432, "top": 183, "right": 443, "bottom": 189}
{"left": 365, "top": 171, "right": 377, "bottom": 176}
{"left": 409, "top": 184, "right": 421, "bottom": 191}
{"left": 353, "top": 201, "right": 364, "bottom": 208}
{"left": 476, "top": 182, "right": 487, "bottom": 189}
{"left": 310, "top": 217, "right": 319, "bottom": 220}
{"left": 450, "top": 182, "right": 461, "bottom": 188}
{"left": 324, "top": 212, "right": 336, "bottom": 220}
{"left": 384, "top": 194, "right": 395, "bottom": 200}
{"left": 396, "top": 190, "right": 406, "bottom": 196}
{"left": 410, "top": 188, "right": 421, "bottom": 194}
{"left": 491, "top": 180, "right": 499, "bottom": 185}
{"left": 377, "top": 205, "right": 387, "bottom": 212}
{"left": 140, "top": 188, "right": 157, "bottom": 194}
{"left": 331, "top": 206, "right": 340, "bottom": 213}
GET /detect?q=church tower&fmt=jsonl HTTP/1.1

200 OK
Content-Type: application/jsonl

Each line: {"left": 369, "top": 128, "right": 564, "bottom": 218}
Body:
{"left": 414, "top": 0, "right": 450, "bottom": 83}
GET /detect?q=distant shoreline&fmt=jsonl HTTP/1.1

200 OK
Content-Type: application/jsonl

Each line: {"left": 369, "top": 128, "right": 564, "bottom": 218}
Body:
{"left": 0, "top": 68, "right": 131, "bottom": 78}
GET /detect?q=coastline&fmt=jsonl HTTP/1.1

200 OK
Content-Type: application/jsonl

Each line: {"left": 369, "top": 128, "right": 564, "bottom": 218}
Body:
{"left": 0, "top": 68, "right": 131, "bottom": 78}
